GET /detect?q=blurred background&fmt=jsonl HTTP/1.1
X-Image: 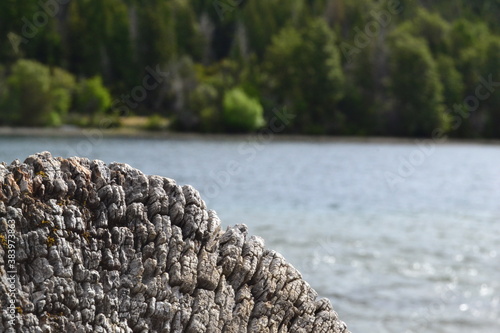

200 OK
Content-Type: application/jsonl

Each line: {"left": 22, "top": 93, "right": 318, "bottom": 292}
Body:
{"left": 0, "top": 0, "right": 500, "bottom": 136}
{"left": 1, "top": 0, "right": 500, "bottom": 332}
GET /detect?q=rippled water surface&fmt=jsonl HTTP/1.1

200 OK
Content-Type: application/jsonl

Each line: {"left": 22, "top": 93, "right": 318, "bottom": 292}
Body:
{"left": 1, "top": 135, "right": 499, "bottom": 332}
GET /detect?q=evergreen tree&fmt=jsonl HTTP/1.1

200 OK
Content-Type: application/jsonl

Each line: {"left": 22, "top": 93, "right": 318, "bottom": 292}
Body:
{"left": 436, "top": 55, "right": 464, "bottom": 110}
{"left": 0, "top": 0, "right": 499, "bottom": 136}
{"left": 264, "top": 18, "right": 344, "bottom": 134}
{"left": 0, "top": 0, "right": 39, "bottom": 62}
{"left": 242, "top": 0, "right": 306, "bottom": 58}
{"left": 387, "top": 30, "right": 449, "bottom": 136}
{"left": 397, "top": 8, "right": 451, "bottom": 55}
{"left": 480, "top": 36, "right": 500, "bottom": 138}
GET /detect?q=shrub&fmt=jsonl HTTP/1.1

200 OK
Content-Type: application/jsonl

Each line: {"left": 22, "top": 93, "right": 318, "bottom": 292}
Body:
{"left": 74, "top": 76, "right": 112, "bottom": 117}
{"left": 189, "top": 82, "right": 220, "bottom": 131}
{"left": 0, "top": 60, "right": 78, "bottom": 127}
{"left": 0, "top": 60, "right": 54, "bottom": 126}
{"left": 144, "top": 114, "right": 167, "bottom": 131}
{"left": 222, "top": 88, "right": 264, "bottom": 132}
{"left": 189, "top": 82, "right": 219, "bottom": 112}
{"left": 51, "top": 67, "right": 77, "bottom": 126}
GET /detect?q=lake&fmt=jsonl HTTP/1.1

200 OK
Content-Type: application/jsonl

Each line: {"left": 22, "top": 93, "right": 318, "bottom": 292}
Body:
{"left": 1, "top": 134, "right": 499, "bottom": 332}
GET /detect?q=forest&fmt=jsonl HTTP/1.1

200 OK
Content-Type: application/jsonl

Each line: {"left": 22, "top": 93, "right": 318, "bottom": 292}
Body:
{"left": 0, "top": 0, "right": 499, "bottom": 137}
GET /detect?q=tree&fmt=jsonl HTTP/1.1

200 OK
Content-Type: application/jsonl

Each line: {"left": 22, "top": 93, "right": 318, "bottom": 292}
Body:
{"left": 435, "top": 55, "right": 464, "bottom": 109}
{"left": 264, "top": 18, "right": 345, "bottom": 134}
{"left": 222, "top": 87, "right": 264, "bottom": 132}
{"left": 171, "top": 0, "right": 205, "bottom": 62}
{"left": 339, "top": 38, "right": 389, "bottom": 136}
{"left": 189, "top": 82, "right": 220, "bottom": 132}
{"left": 397, "top": 8, "right": 451, "bottom": 55}
{"left": 480, "top": 36, "right": 500, "bottom": 138}
{"left": 1, "top": 0, "right": 500, "bottom": 136}
{"left": 50, "top": 67, "right": 77, "bottom": 126}
{"left": 183, "top": 59, "right": 243, "bottom": 132}
{"left": 449, "top": 20, "right": 492, "bottom": 137}
{"left": 0, "top": 60, "right": 50, "bottom": 126}
{"left": 449, "top": 19, "right": 490, "bottom": 54}
{"left": 74, "top": 76, "right": 112, "bottom": 119}
{"left": 67, "top": 0, "right": 134, "bottom": 89}
{"left": 0, "top": 0, "right": 39, "bottom": 62}
{"left": 242, "top": 0, "right": 306, "bottom": 58}
{"left": 0, "top": 65, "right": 9, "bottom": 124}
{"left": 387, "top": 30, "right": 449, "bottom": 136}
{"left": 136, "top": 0, "right": 176, "bottom": 67}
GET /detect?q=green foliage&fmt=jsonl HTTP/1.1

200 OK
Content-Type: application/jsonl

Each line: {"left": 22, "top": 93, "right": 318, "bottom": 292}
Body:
{"left": 0, "top": 60, "right": 77, "bottom": 127}
{"left": 66, "top": 0, "right": 135, "bottom": 90}
{"left": 1, "top": 0, "right": 500, "bottom": 137}
{"left": 242, "top": 0, "right": 306, "bottom": 58}
{"left": 189, "top": 82, "right": 220, "bottom": 132}
{"left": 167, "top": 56, "right": 199, "bottom": 130}
{"left": 144, "top": 114, "right": 167, "bottom": 131}
{"left": 50, "top": 68, "right": 77, "bottom": 123}
{"left": 136, "top": 0, "right": 176, "bottom": 67}
{"left": 51, "top": 67, "right": 77, "bottom": 92}
{"left": 183, "top": 59, "right": 244, "bottom": 132}
{"left": 190, "top": 83, "right": 219, "bottom": 112}
{"left": 399, "top": 8, "right": 451, "bottom": 55}
{"left": 264, "top": 18, "right": 345, "bottom": 134}
{"left": 0, "top": 65, "right": 7, "bottom": 117}
{"left": 171, "top": 0, "right": 205, "bottom": 62}
{"left": 74, "top": 76, "right": 112, "bottom": 117}
{"left": 338, "top": 41, "right": 385, "bottom": 135}
{"left": 0, "top": 60, "right": 56, "bottom": 126}
{"left": 480, "top": 36, "right": 500, "bottom": 138}
{"left": 387, "top": 30, "right": 449, "bottom": 136}
{"left": 449, "top": 19, "right": 491, "bottom": 54}
{"left": 0, "top": 0, "right": 39, "bottom": 62}
{"left": 447, "top": 21, "right": 496, "bottom": 137}
{"left": 222, "top": 87, "right": 265, "bottom": 132}
{"left": 435, "top": 55, "right": 464, "bottom": 108}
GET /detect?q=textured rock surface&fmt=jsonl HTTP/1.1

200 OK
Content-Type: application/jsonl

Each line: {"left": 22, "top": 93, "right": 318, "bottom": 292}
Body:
{"left": 0, "top": 152, "right": 349, "bottom": 333}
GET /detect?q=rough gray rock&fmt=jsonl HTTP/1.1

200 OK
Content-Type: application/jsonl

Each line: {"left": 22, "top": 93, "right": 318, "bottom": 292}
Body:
{"left": 0, "top": 152, "right": 349, "bottom": 333}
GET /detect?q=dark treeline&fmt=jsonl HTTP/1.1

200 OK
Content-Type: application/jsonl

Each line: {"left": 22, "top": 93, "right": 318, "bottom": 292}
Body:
{"left": 0, "top": 0, "right": 499, "bottom": 137}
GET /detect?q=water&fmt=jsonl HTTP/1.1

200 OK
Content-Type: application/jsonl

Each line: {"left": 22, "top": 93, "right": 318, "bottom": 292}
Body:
{"left": 1, "top": 135, "right": 499, "bottom": 332}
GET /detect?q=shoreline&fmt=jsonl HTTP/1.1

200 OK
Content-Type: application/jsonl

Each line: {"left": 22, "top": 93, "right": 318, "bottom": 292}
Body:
{"left": 1, "top": 126, "right": 499, "bottom": 145}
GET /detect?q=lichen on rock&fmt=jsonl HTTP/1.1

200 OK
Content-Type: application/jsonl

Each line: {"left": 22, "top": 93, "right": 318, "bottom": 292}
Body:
{"left": 0, "top": 152, "right": 349, "bottom": 332}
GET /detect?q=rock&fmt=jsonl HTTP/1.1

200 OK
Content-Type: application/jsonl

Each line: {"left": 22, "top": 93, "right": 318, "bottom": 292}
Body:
{"left": 0, "top": 152, "right": 349, "bottom": 332}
